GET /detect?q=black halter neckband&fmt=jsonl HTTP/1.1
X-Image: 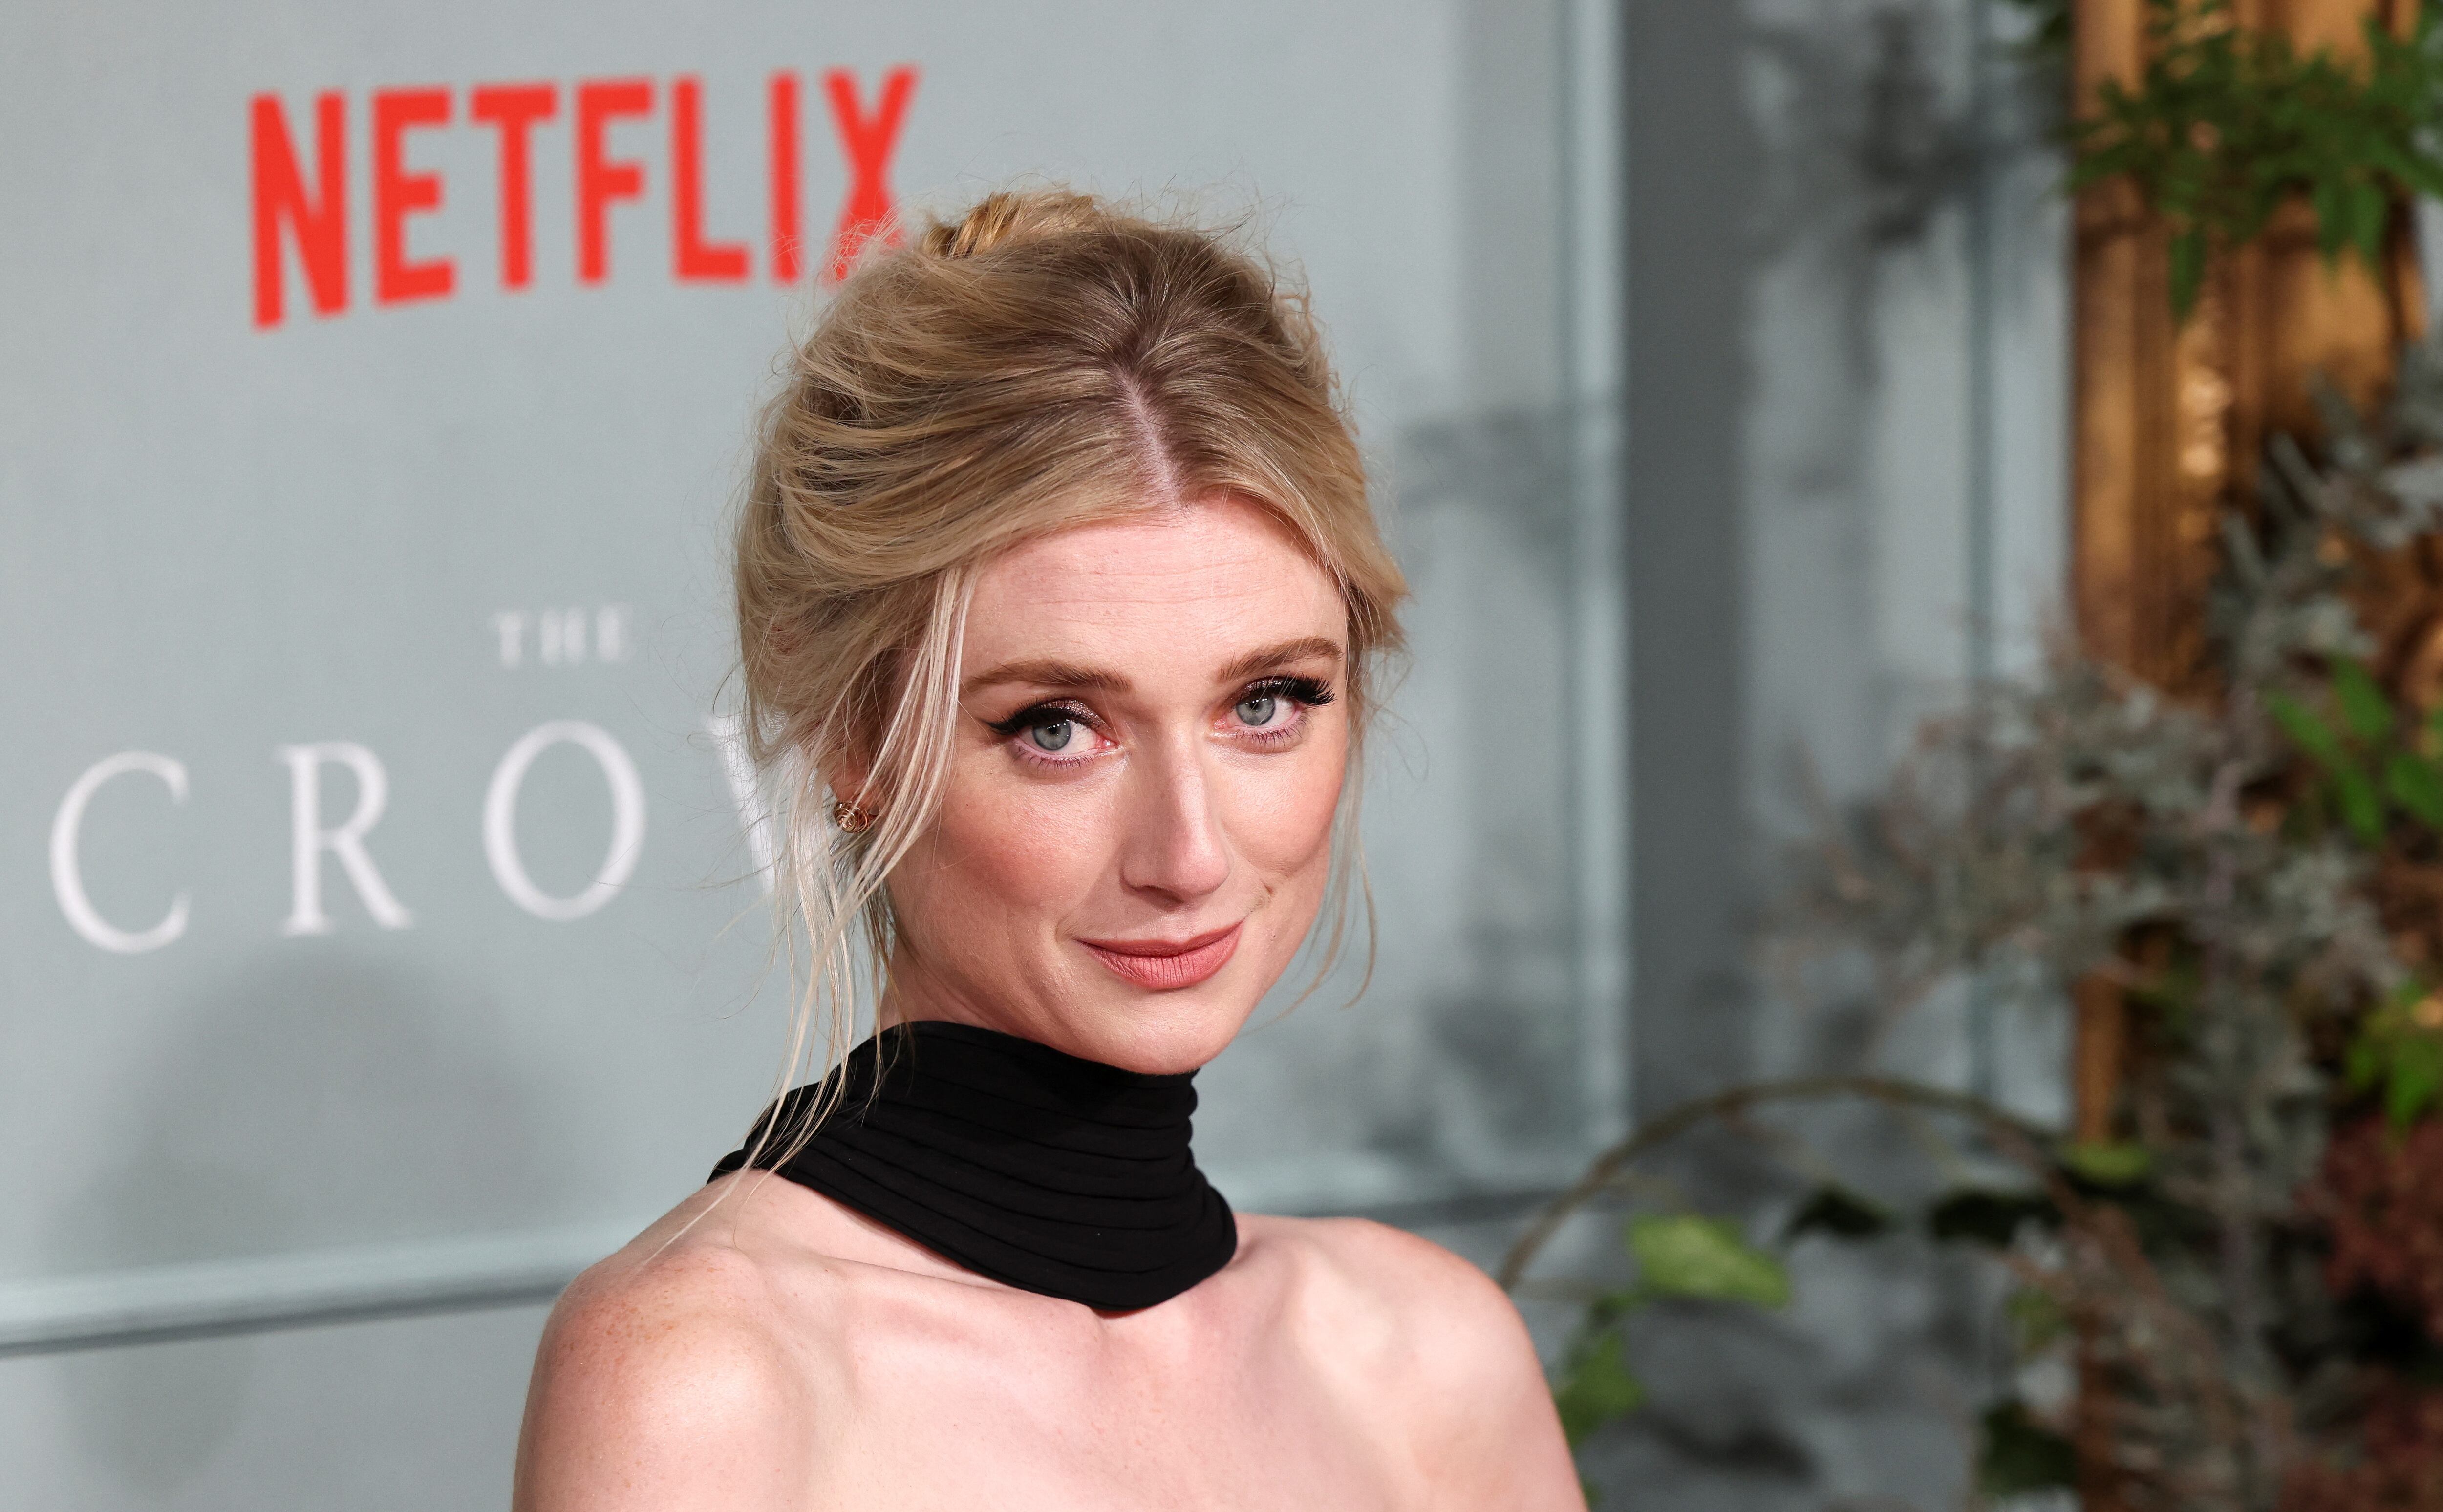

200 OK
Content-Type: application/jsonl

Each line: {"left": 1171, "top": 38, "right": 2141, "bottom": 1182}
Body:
{"left": 709, "top": 1021, "right": 1239, "bottom": 1311}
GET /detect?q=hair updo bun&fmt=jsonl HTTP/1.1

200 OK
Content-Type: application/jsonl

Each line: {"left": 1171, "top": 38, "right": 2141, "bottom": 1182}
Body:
{"left": 730, "top": 184, "right": 1407, "bottom": 1145}
{"left": 917, "top": 189, "right": 1113, "bottom": 260}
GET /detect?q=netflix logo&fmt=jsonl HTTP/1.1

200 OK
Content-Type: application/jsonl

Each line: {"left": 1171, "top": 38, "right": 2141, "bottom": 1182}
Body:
{"left": 250, "top": 65, "right": 918, "bottom": 327}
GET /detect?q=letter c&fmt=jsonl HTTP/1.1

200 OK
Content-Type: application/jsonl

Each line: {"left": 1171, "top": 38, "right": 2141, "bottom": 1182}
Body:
{"left": 50, "top": 751, "right": 191, "bottom": 954}
{"left": 484, "top": 721, "right": 646, "bottom": 921}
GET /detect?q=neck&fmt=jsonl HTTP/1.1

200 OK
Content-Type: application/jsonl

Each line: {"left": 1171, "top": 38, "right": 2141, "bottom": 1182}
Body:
{"left": 712, "top": 1020, "right": 1239, "bottom": 1310}
{"left": 874, "top": 949, "right": 1053, "bottom": 1043}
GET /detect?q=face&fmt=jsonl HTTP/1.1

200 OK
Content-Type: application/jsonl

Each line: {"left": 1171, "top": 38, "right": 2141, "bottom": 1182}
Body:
{"left": 872, "top": 494, "right": 1350, "bottom": 1074}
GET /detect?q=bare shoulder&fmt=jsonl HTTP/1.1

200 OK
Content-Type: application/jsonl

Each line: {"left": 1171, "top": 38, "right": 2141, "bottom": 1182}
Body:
{"left": 1242, "top": 1214, "right": 1585, "bottom": 1509}
{"left": 1245, "top": 1214, "right": 1531, "bottom": 1379}
{"left": 512, "top": 1198, "right": 827, "bottom": 1512}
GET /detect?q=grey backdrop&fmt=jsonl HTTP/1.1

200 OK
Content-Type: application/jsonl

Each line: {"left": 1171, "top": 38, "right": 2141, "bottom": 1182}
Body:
{"left": 4, "top": 0, "right": 2086, "bottom": 1505}
{"left": 1602, "top": 1, "right": 2071, "bottom": 1507}
{"left": 2, "top": 0, "right": 1628, "bottom": 1505}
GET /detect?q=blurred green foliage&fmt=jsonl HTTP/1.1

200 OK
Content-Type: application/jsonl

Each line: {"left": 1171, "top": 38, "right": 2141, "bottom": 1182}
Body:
{"left": 1549, "top": 1214, "right": 1792, "bottom": 1450}
{"left": 2346, "top": 979, "right": 2443, "bottom": 1128}
{"left": 1980, "top": 1400, "right": 2080, "bottom": 1498}
{"left": 2263, "top": 658, "right": 2443, "bottom": 1126}
{"left": 2265, "top": 659, "right": 2443, "bottom": 845}
{"left": 2067, "top": 0, "right": 2443, "bottom": 317}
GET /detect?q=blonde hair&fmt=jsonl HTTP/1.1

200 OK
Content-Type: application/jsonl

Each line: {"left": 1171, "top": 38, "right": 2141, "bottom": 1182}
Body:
{"left": 731, "top": 188, "right": 1407, "bottom": 1154}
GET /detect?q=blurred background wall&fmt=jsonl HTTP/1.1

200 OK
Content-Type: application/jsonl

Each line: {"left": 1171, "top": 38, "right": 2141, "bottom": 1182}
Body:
{"left": 1610, "top": 3, "right": 2070, "bottom": 1507}
{"left": 0, "top": 1, "right": 2072, "bottom": 1507}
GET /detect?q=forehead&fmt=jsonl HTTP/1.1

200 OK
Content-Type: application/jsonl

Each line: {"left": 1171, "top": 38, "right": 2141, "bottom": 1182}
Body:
{"left": 964, "top": 498, "right": 1344, "bottom": 660}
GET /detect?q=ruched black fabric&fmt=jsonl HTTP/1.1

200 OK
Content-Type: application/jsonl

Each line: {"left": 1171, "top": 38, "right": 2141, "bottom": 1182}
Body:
{"left": 709, "top": 1021, "right": 1238, "bottom": 1311}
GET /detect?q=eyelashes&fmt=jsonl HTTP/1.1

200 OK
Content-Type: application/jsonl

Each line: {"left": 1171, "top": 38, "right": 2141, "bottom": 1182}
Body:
{"left": 984, "top": 702, "right": 1095, "bottom": 741}
{"left": 1247, "top": 675, "right": 1335, "bottom": 709}
{"left": 1226, "top": 676, "right": 1332, "bottom": 745}
{"left": 982, "top": 675, "right": 1337, "bottom": 763}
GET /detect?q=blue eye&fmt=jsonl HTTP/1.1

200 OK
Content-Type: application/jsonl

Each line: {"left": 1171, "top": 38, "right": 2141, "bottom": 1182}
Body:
{"left": 986, "top": 701, "right": 1102, "bottom": 759}
{"left": 1230, "top": 676, "right": 1332, "bottom": 734}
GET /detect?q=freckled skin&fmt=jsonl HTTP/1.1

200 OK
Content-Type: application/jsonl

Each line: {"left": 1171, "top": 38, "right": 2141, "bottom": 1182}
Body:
{"left": 513, "top": 498, "right": 1585, "bottom": 1512}
{"left": 880, "top": 498, "right": 1349, "bottom": 1072}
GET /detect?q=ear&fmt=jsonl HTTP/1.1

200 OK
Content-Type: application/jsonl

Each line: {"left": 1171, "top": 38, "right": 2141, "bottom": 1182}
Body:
{"left": 810, "top": 715, "right": 878, "bottom": 813}
{"left": 823, "top": 757, "right": 874, "bottom": 811}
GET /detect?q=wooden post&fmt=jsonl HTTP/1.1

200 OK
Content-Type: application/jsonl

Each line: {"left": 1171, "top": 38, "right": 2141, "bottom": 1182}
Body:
{"left": 2074, "top": 0, "right": 2419, "bottom": 694}
{"left": 2068, "top": 2, "right": 2421, "bottom": 1500}
{"left": 2072, "top": 0, "right": 2173, "bottom": 689}
{"left": 2070, "top": 0, "right": 2422, "bottom": 1142}
{"left": 2219, "top": 0, "right": 2424, "bottom": 479}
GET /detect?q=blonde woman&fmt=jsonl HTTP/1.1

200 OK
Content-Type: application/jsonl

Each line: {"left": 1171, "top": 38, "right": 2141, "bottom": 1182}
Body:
{"left": 513, "top": 190, "right": 1584, "bottom": 1510}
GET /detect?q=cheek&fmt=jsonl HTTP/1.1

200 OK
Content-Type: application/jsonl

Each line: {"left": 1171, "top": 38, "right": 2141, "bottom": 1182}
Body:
{"left": 892, "top": 722, "right": 1350, "bottom": 942}
{"left": 899, "top": 757, "right": 1112, "bottom": 930}
{"left": 1231, "top": 729, "right": 1348, "bottom": 888}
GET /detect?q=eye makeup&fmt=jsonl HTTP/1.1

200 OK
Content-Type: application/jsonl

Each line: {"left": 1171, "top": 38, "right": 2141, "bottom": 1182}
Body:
{"left": 983, "top": 699, "right": 1101, "bottom": 741}
{"left": 1222, "top": 674, "right": 1334, "bottom": 747}
{"left": 980, "top": 673, "right": 1338, "bottom": 766}
{"left": 1239, "top": 674, "right": 1334, "bottom": 711}
{"left": 984, "top": 699, "right": 1113, "bottom": 765}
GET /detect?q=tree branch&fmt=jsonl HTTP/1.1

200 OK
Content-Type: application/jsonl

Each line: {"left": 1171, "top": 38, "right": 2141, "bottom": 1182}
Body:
{"left": 1497, "top": 1074, "right": 2058, "bottom": 1290}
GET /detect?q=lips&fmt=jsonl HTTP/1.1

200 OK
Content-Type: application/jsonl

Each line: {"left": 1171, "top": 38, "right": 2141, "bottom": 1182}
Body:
{"left": 1078, "top": 922, "right": 1243, "bottom": 992}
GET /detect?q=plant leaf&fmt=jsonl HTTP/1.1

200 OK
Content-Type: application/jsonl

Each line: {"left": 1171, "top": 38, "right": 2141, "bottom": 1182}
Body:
{"left": 2313, "top": 173, "right": 2350, "bottom": 258}
{"left": 1928, "top": 1188, "right": 2058, "bottom": 1248}
{"left": 1553, "top": 1326, "right": 1644, "bottom": 1446}
{"left": 1627, "top": 1214, "right": 1791, "bottom": 1309}
{"left": 2267, "top": 690, "right": 2346, "bottom": 766}
{"left": 1782, "top": 1184, "right": 1895, "bottom": 1241}
{"left": 2386, "top": 1037, "right": 2443, "bottom": 1129}
{"left": 2062, "top": 1140, "right": 2154, "bottom": 1188}
{"left": 2337, "top": 765, "right": 2387, "bottom": 843}
{"left": 2385, "top": 753, "right": 2443, "bottom": 827}
{"left": 2347, "top": 1032, "right": 2384, "bottom": 1092}
{"left": 2005, "top": 1288, "right": 2070, "bottom": 1353}
{"left": 2170, "top": 227, "right": 2209, "bottom": 320}
{"left": 1980, "top": 1400, "right": 2078, "bottom": 1497}
{"left": 2348, "top": 177, "right": 2388, "bottom": 265}
{"left": 1583, "top": 1284, "right": 1649, "bottom": 1329}
{"left": 2333, "top": 658, "right": 2396, "bottom": 741}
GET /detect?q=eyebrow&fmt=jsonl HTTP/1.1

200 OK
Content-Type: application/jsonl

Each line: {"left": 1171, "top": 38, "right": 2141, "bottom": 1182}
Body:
{"left": 1213, "top": 636, "right": 1345, "bottom": 685}
{"left": 960, "top": 637, "right": 1346, "bottom": 700}
{"left": 962, "top": 659, "right": 1131, "bottom": 697}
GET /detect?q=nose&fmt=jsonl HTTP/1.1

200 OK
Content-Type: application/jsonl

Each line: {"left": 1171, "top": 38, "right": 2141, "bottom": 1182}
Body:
{"left": 1114, "top": 740, "right": 1232, "bottom": 907}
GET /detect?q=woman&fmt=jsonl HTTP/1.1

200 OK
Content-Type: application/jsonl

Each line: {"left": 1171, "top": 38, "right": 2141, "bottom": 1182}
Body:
{"left": 513, "top": 190, "right": 1583, "bottom": 1510}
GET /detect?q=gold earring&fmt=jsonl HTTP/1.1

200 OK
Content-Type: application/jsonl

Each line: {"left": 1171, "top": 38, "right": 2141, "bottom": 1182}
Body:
{"left": 832, "top": 799, "right": 874, "bottom": 834}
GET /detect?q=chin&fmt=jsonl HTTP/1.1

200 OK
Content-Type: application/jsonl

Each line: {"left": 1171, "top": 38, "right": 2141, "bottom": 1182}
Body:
{"left": 1066, "top": 976, "right": 1264, "bottom": 1076}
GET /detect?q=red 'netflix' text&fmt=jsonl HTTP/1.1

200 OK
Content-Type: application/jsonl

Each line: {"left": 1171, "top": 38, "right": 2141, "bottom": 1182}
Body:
{"left": 250, "top": 66, "right": 918, "bottom": 328}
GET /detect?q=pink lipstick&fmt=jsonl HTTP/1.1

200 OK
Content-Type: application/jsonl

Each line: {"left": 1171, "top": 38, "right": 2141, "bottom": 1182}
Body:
{"left": 1079, "top": 923, "right": 1243, "bottom": 991}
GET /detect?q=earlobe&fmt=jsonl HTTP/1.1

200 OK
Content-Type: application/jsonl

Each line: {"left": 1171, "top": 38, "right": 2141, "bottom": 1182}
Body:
{"left": 822, "top": 755, "right": 873, "bottom": 813}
